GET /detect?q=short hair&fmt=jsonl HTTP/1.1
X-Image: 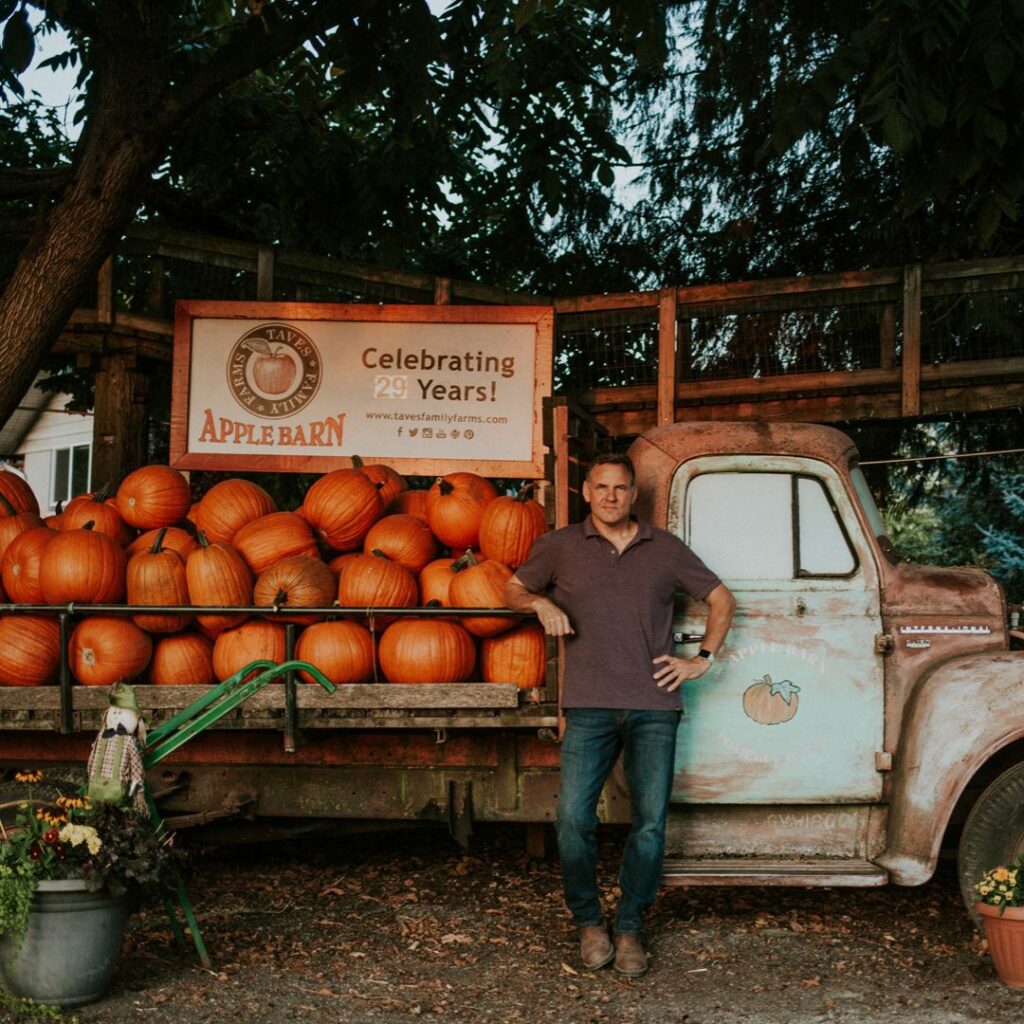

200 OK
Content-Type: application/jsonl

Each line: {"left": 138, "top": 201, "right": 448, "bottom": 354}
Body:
{"left": 586, "top": 452, "right": 635, "bottom": 486}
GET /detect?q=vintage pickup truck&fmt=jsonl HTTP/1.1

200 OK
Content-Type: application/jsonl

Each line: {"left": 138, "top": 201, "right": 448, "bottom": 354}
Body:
{"left": 2, "top": 411, "right": 1021, "bottom": 915}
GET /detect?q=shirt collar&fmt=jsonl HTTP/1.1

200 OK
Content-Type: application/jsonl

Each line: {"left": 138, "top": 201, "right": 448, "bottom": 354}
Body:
{"left": 582, "top": 515, "right": 653, "bottom": 543}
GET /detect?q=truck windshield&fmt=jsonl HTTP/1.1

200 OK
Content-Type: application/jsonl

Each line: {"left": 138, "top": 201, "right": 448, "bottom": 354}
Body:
{"left": 850, "top": 463, "right": 901, "bottom": 563}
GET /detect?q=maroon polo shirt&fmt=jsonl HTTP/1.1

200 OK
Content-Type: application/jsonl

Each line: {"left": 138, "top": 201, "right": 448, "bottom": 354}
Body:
{"left": 515, "top": 516, "right": 721, "bottom": 710}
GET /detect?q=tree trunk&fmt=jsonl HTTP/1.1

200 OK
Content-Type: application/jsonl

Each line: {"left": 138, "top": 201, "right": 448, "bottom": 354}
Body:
{"left": 0, "top": 3, "right": 171, "bottom": 429}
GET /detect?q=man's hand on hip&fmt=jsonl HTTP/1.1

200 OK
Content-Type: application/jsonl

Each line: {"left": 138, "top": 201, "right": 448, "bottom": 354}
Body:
{"left": 652, "top": 654, "right": 711, "bottom": 691}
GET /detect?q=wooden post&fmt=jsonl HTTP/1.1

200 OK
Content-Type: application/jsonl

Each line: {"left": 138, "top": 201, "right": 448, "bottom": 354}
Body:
{"left": 146, "top": 256, "right": 166, "bottom": 318}
{"left": 879, "top": 304, "right": 896, "bottom": 370}
{"left": 96, "top": 256, "right": 113, "bottom": 325}
{"left": 901, "top": 264, "right": 922, "bottom": 417}
{"left": 92, "top": 353, "right": 147, "bottom": 488}
{"left": 657, "top": 286, "right": 678, "bottom": 426}
{"left": 434, "top": 276, "right": 452, "bottom": 305}
{"left": 256, "top": 246, "right": 275, "bottom": 301}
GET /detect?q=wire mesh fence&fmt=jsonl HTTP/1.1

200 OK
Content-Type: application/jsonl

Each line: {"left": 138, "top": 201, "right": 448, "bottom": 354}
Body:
{"left": 47, "top": 225, "right": 1024, "bottom": 396}
{"left": 921, "top": 281, "right": 1024, "bottom": 365}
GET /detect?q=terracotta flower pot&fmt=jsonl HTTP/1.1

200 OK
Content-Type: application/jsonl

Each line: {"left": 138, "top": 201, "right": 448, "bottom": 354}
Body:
{"left": 977, "top": 902, "right": 1024, "bottom": 988}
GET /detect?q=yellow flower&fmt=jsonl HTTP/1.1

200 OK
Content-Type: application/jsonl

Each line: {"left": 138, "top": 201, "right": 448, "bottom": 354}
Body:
{"left": 56, "top": 795, "right": 88, "bottom": 810}
{"left": 58, "top": 823, "right": 102, "bottom": 856}
{"left": 993, "top": 895, "right": 1003, "bottom": 904}
{"left": 14, "top": 770, "right": 42, "bottom": 784}
{"left": 993, "top": 867, "right": 1011, "bottom": 882}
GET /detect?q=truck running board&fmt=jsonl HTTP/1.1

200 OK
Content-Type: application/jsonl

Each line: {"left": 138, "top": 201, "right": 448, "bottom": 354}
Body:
{"left": 661, "top": 858, "right": 888, "bottom": 887}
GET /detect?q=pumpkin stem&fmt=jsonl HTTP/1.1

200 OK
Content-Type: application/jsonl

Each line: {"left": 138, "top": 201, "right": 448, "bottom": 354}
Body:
{"left": 452, "top": 550, "right": 478, "bottom": 572}
{"left": 274, "top": 588, "right": 289, "bottom": 607}
{"left": 196, "top": 529, "right": 210, "bottom": 549}
{"left": 438, "top": 479, "right": 455, "bottom": 496}
{"left": 149, "top": 527, "right": 168, "bottom": 555}
{"left": 369, "top": 549, "right": 389, "bottom": 560}
{"left": 515, "top": 483, "right": 536, "bottom": 502}
{"left": 0, "top": 492, "right": 15, "bottom": 516}
{"left": 82, "top": 520, "right": 96, "bottom": 532}
{"left": 424, "top": 599, "right": 443, "bottom": 608}
{"left": 351, "top": 455, "right": 365, "bottom": 469}
{"left": 55, "top": 500, "right": 64, "bottom": 515}
{"left": 93, "top": 481, "right": 112, "bottom": 503}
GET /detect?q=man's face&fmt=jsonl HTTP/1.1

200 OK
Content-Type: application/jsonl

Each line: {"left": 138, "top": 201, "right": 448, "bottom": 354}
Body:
{"left": 583, "top": 463, "right": 636, "bottom": 527}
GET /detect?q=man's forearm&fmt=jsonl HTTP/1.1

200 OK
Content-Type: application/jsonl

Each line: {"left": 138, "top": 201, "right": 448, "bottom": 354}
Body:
{"left": 700, "top": 583, "right": 736, "bottom": 655}
{"left": 504, "top": 576, "right": 574, "bottom": 636}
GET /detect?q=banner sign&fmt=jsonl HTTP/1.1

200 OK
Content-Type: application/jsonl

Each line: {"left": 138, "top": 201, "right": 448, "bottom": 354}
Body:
{"left": 170, "top": 301, "right": 553, "bottom": 478}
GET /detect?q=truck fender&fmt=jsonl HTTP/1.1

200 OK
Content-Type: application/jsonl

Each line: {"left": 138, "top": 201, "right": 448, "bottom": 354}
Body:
{"left": 876, "top": 651, "right": 1024, "bottom": 885}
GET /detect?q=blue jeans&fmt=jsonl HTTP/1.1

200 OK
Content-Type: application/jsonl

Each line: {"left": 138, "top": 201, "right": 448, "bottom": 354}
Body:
{"left": 556, "top": 708, "right": 680, "bottom": 935}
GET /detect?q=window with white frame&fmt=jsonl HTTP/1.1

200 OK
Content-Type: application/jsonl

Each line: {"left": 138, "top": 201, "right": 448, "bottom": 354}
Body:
{"left": 51, "top": 445, "right": 90, "bottom": 508}
{"left": 684, "top": 471, "right": 857, "bottom": 580}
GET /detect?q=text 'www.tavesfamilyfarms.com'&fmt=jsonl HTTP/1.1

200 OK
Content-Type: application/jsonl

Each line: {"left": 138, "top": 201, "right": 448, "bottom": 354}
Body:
{"left": 364, "top": 411, "right": 509, "bottom": 425}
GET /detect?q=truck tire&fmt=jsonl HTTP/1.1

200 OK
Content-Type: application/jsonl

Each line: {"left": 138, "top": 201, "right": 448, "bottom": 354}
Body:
{"left": 958, "top": 761, "right": 1024, "bottom": 921}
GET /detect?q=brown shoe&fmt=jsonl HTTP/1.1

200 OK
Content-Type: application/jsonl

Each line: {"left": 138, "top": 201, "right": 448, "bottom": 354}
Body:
{"left": 614, "top": 933, "right": 648, "bottom": 977}
{"left": 579, "top": 924, "right": 614, "bottom": 970}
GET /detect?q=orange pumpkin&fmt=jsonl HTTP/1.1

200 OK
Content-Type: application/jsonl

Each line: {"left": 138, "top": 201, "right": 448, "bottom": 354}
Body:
{"left": 60, "top": 485, "right": 126, "bottom": 540}
{"left": 363, "top": 514, "right": 437, "bottom": 574}
{"left": 39, "top": 525, "right": 127, "bottom": 604}
{"left": 254, "top": 555, "right": 336, "bottom": 625}
{"left": 419, "top": 557, "right": 458, "bottom": 608}
{"left": 448, "top": 552, "right": 514, "bottom": 637}
{"left": 0, "top": 615, "right": 60, "bottom": 685}
{"left": 126, "top": 526, "right": 198, "bottom": 561}
{"left": 70, "top": 616, "right": 152, "bottom": 686}
{"left": 184, "top": 531, "right": 253, "bottom": 634}
{"left": 353, "top": 456, "right": 407, "bottom": 508}
{"left": 328, "top": 551, "right": 362, "bottom": 578}
{"left": 193, "top": 479, "right": 276, "bottom": 545}
{"left": 386, "top": 489, "right": 429, "bottom": 520}
{"left": 481, "top": 622, "right": 547, "bottom": 688}
{"left": 0, "top": 494, "right": 45, "bottom": 563}
{"left": 378, "top": 618, "right": 476, "bottom": 684}
{"left": 149, "top": 632, "right": 215, "bottom": 685}
{"left": 295, "top": 621, "right": 376, "bottom": 684}
{"left": 126, "top": 528, "right": 192, "bottom": 633}
{"left": 337, "top": 551, "right": 418, "bottom": 627}
{"left": 116, "top": 465, "right": 191, "bottom": 529}
{"left": 1, "top": 527, "right": 54, "bottom": 603}
{"left": 233, "top": 511, "right": 319, "bottom": 575}
{"left": 742, "top": 674, "right": 801, "bottom": 725}
{"left": 478, "top": 485, "right": 547, "bottom": 569}
{"left": 212, "top": 619, "right": 287, "bottom": 681}
{"left": 0, "top": 470, "right": 39, "bottom": 516}
{"left": 426, "top": 474, "right": 496, "bottom": 550}
{"left": 302, "top": 469, "right": 385, "bottom": 551}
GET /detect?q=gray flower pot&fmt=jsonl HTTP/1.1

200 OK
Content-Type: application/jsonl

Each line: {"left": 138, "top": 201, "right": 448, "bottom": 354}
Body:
{"left": 0, "top": 879, "right": 130, "bottom": 1007}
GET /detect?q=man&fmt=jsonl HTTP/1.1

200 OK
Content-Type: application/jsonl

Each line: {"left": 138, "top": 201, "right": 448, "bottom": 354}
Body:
{"left": 504, "top": 453, "right": 734, "bottom": 977}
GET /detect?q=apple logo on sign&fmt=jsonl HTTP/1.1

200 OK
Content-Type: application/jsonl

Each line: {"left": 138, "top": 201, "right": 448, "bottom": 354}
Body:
{"left": 226, "top": 323, "right": 322, "bottom": 418}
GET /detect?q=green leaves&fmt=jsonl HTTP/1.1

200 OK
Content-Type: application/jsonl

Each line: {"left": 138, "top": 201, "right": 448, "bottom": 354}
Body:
{"left": 2, "top": 6, "right": 33, "bottom": 74}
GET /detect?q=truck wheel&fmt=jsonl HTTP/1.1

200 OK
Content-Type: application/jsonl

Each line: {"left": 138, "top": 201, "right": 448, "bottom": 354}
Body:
{"left": 958, "top": 761, "right": 1024, "bottom": 921}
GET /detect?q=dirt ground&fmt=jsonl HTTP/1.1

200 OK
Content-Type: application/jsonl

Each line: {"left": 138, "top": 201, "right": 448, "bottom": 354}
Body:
{"left": 3, "top": 825, "right": 1022, "bottom": 1024}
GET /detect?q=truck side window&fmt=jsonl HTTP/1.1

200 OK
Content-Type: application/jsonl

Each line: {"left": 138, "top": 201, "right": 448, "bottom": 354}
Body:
{"left": 685, "top": 472, "right": 856, "bottom": 580}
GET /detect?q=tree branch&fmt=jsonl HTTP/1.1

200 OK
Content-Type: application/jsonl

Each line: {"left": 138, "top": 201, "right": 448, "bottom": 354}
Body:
{"left": 25, "top": 0, "right": 98, "bottom": 37}
{"left": 155, "top": 1, "right": 351, "bottom": 135}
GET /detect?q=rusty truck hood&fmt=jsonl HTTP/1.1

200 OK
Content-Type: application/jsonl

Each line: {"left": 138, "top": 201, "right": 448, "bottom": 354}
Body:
{"left": 882, "top": 560, "right": 1004, "bottom": 619}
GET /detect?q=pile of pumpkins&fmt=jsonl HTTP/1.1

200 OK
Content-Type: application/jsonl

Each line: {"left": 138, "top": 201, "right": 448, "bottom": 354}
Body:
{"left": 0, "top": 462, "right": 549, "bottom": 689}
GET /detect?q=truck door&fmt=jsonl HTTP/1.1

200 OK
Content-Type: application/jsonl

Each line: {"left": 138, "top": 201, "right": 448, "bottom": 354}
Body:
{"left": 669, "top": 455, "right": 884, "bottom": 803}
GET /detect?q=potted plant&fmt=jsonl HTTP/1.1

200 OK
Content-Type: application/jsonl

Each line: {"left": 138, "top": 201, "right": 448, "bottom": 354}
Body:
{"left": 0, "top": 769, "right": 178, "bottom": 1008}
{"left": 974, "top": 854, "right": 1024, "bottom": 988}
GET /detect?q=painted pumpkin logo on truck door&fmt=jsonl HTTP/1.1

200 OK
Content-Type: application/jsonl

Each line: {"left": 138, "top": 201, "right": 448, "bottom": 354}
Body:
{"left": 742, "top": 674, "right": 801, "bottom": 725}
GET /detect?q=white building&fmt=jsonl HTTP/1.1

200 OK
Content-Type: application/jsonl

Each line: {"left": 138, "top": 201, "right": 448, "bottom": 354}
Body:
{"left": 0, "top": 376, "right": 92, "bottom": 513}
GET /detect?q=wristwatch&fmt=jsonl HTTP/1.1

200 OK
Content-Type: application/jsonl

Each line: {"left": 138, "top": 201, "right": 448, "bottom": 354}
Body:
{"left": 697, "top": 648, "right": 714, "bottom": 663}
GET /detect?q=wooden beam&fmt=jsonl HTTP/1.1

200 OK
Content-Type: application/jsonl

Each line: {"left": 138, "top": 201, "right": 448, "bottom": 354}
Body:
{"left": 657, "top": 286, "right": 678, "bottom": 427}
{"left": 96, "top": 256, "right": 113, "bottom": 325}
{"left": 675, "top": 267, "right": 901, "bottom": 306}
{"left": 92, "top": 352, "right": 148, "bottom": 488}
{"left": 880, "top": 304, "right": 896, "bottom": 371}
{"left": 553, "top": 291, "right": 659, "bottom": 314}
{"left": 256, "top": 245, "right": 275, "bottom": 301}
{"left": 434, "top": 276, "right": 452, "bottom": 305}
{"left": 901, "top": 263, "right": 922, "bottom": 417}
